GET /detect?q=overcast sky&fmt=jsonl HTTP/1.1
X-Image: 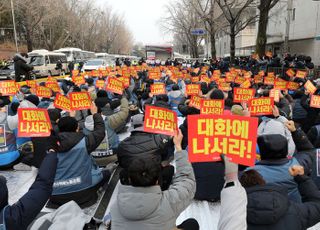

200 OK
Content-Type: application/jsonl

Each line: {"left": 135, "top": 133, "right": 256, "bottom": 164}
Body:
{"left": 97, "top": 0, "right": 172, "bottom": 45}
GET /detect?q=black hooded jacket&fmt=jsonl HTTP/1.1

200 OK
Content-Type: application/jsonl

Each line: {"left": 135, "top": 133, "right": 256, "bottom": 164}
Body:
{"left": 13, "top": 55, "right": 33, "bottom": 81}
{"left": 247, "top": 175, "right": 320, "bottom": 230}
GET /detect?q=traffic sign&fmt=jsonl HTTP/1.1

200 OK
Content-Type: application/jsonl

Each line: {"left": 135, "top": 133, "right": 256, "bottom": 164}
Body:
{"left": 191, "top": 28, "right": 207, "bottom": 35}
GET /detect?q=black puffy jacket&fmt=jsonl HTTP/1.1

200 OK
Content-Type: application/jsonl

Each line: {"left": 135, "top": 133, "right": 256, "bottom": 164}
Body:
{"left": 116, "top": 131, "right": 172, "bottom": 169}
{"left": 247, "top": 175, "right": 320, "bottom": 230}
{"left": 13, "top": 54, "right": 33, "bottom": 82}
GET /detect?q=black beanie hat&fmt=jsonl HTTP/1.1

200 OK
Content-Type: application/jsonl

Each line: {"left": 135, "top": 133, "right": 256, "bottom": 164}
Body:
{"left": 95, "top": 97, "right": 109, "bottom": 108}
{"left": 58, "top": 116, "right": 78, "bottom": 132}
{"left": 0, "top": 175, "right": 8, "bottom": 210}
{"left": 0, "top": 96, "right": 10, "bottom": 108}
{"left": 97, "top": 90, "right": 108, "bottom": 98}
{"left": 25, "top": 94, "right": 40, "bottom": 106}
{"left": 258, "top": 134, "right": 288, "bottom": 160}
{"left": 210, "top": 89, "right": 225, "bottom": 100}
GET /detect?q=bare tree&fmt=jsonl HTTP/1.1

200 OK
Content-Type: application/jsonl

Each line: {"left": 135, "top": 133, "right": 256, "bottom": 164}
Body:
{"left": 255, "top": 0, "right": 280, "bottom": 57}
{"left": 216, "top": 0, "right": 257, "bottom": 63}
{"left": 161, "top": 0, "right": 204, "bottom": 58}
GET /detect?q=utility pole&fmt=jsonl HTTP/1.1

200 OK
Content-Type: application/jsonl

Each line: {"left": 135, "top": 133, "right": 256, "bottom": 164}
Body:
{"left": 284, "top": 0, "right": 293, "bottom": 54}
{"left": 10, "top": 0, "right": 18, "bottom": 53}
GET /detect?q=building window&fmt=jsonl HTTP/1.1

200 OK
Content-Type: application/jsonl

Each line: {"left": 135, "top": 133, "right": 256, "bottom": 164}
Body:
{"left": 292, "top": 8, "right": 296, "bottom": 21}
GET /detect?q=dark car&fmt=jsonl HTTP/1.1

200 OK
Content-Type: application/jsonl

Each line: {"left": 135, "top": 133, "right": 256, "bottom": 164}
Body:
{"left": 0, "top": 64, "right": 15, "bottom": 81}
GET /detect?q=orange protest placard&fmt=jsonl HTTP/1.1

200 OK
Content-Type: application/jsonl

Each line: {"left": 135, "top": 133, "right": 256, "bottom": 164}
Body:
{"left": 72, "top": 76, "right": 85, "bottom": 86}
{"left": 267, "top": 72, "right": 275, "bottom": 78}
{"left": 95, "top": 80, "right": 105, "bottom": 89}
{"left": 0, "top": 80, "right": 17, "bottom": 96}
{"left": 36, "top": 86, "right": 52, "bottom": 98}
{"left": 258, "top": 70, "right": 265, "bottom": 77}
{"left": 296, "top": 70, "right": 307, "bottom": 79}
{"left": 72, "top": 70, "right": 79, "bottom": 76}
{"left": 310, "top": 95, "right": 320, "bottom": 108}
{"left": 304, "top": 80, "right": 317, "bottom": 94}
{"left": 240, "top": 79, "right": 251, "bottom": 88}
{"left": 91, "top": 70, "right": 99, "bottom": 77}
{"left": 54, "top": 94, "right": 70, "bottom": 111}
{"left": 118, "top": 76, "right": 130, "bottom": 88}
{"left": 235, "top": 77, "right": 245, "bottom": 85}
{"left": 248, "top": 97, "right": 274, "bottom": 116}
{"left": 143, "top": 105, "right": 178, "bottom": 136}
{"left": 243, "top": 72, "right": 252, "bottom": 79}
{"left": 269, "top": 89, "right": 280, "bottom": 102}
{"left": 17, "top": 108, "right": 52, "bottom": 137}
{"left": 254, "top": 75, "right": 263, "bottom": 84}
{"left": 186, "top": 84, "right": 200, "bottom": 96}
{"left": 26, "top": 80, "right": 37, "bottom": 88}
{"left": 69, "top": 92, "right": 91, "bottom": 110}
{"left": 200, "top": 99, "right": 224, "bottom": 115}
{"left": 46, "top": 82, "right": 60, "bottom": 93}
{"left": 218, "top": 82, "right": 231, "bottom": 92}
{"left": 189, "top": 96, "right": 201, "bottom": 109}
{"left": 274, "top": 79, "right": 287, "bottom": 90}
{"left": 264, "top": 76, "right": 275, "bottom": 85}
{"left": 149, "top": 72, "right": 161, "bottom": 80}
{"left": 287, "top": 81, "right": 300, "bottom": 90}
{"left": 225, "top": 72, "right": 235, "bottom": 83}
{"left": 286, "top": 69, "right": 295, "bottom": 78}
{"left": 200, "top": 75, "right": 211, "bottom": 84}
{"left": 105, "top": 77, "right": 124, "bottom": 95}
{"left": 188, "top": 114, "right": 258, "bottom": 166}
{"left": 233, "top": 88, "right": 256, "bottom": 103}
{"left": 191, "top": 76, "right": 199, "bottom": 83}
{"left": 150, "top": 83, "right": 166, "bottom": 95}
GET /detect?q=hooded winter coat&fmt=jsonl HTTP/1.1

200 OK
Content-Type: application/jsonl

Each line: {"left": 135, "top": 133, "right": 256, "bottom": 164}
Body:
{"left": 246, "top": 175, "right": 320, "bottom": 230}
{"left": 110, "top": 150, "right": 196, "bottom": 230}
{"left": 13, "top": 54, "right": 33, "bottom": 82}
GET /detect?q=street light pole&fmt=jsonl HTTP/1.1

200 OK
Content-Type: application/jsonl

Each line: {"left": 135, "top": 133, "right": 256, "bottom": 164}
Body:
{"left": 10, "top": 0, "right": 18, "bottom": 53}
{"left": 284, "top": 0, "right": 293, "bottom": 54}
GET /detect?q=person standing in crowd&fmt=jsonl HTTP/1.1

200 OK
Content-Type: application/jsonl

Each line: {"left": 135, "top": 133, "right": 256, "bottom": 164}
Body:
{"left": 13, "top": 53, "right": 33, "bottom": 82}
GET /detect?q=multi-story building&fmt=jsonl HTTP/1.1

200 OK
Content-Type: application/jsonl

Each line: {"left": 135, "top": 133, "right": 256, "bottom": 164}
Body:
{"left": 215, "top": 0, "right": 320, "bottom": 65}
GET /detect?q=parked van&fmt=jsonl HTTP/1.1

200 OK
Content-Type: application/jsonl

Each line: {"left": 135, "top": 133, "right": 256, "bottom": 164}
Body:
{"left": 54, "top": 47, "right": 95, "bottom": 62}
{"left": 28, "top": 50, "right": 68, "bottom": 77}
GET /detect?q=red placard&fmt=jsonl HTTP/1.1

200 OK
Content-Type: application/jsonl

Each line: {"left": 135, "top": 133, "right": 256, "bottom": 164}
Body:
{"left": 296, "top": 70, "right": 307, "bottom": 79}
{"left": 186, "top": 84, "right": 200, "bottom": 96}
{"left": 150, "top": 83, "right": 166, "bottom": 95}
{"left": 304, "top": 80, "right": 317, "bottom": 94}
{"left": 0, "top": 80, "right": 17, "bottom": 96}
{"left": 95, "top": 80, "right": 105, "bottom": 89}
{"left": 69, "top": 92, "right": 91, "bottom": 110}
{"left": 54, "top": 94, "right": 71, "bottom": 111}
{"left": 240, "top": 79, "right": 251, "bottom": 88}
{"left": 287, "top": 81, "right": 300, "bottom": 90}
{"left": 91, "top": 70, "right": 99, "bottom": 77}
{"left": 310, "top": 95, "right": 320, "bottom": 108}
{"left": 26, "top": 80, "right": 37, "bottom": 88}
{"left": 191, "top": 76, "right": 199, "bottom": 83}
{"left": 248, "top": 97, "right": 274, "bottom": 116}
{"left": 72, "top": 70, "right": 79, "bottom": 76}
{"left": 143, "top": 105, "right": 178, "bottom": 136}
{"left": 189, "top": 96, "right": 201, "bottom": 109}
{"left": 264, "top": 76, "right": 275, "bottom": 85}
{"left": 105, "top": 77, "right": 124, "bottom": 95}
{"left": 188, "top": 114, "right": 258, "bottom": 166}
{"left": 274, "top": 80, "right": 288, "bottom": 90}
{"left": 36, "top": 86, "right": 52, "bottom": 98}
{"left": 218, "top": 82, "right": 231, "bottom": 92}
{"left": 72, "top": 76, "right": 85, "bottom": 86}
{"left": 254, "top": 75, "right": 263, "bottom": 84}
{"left": 119, "top": 76, "right": 130, "bottom": 88}
{"left": 286, "top": 69, "right": 295, "bottom": 78}
{"left": 149, "top": 72, "right": 161, "bottom": 80}
{"left": 225, "top": 73, "right": 235, "bottom": 83}
{"left": 200, "top": 99, "right": 224, "bottom": 115}
{"left": 46, "top": 82, "right": 60, "bottom": 93}
{"left": 17, "top": 108, "right": 52, "bottom": 137}
{"left": 233, "top": 88, "right": 255, "bottom": 103}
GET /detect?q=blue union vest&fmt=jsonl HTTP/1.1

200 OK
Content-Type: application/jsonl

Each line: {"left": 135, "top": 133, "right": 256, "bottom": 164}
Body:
{"left": 52, "top": 138, "right": 103, "bottom": 195}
